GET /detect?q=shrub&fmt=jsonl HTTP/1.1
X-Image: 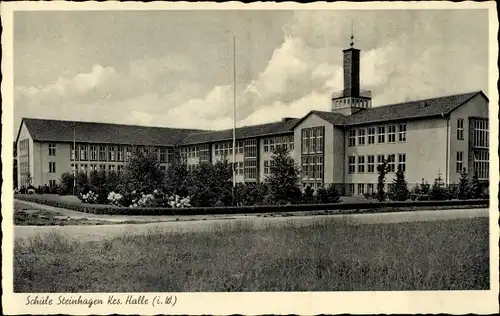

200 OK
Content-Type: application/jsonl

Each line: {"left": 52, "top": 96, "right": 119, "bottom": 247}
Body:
{"left": 163, "top": 148, "right": 189, "bottom": 197}
{"left": 469, "top": 173, "right": 483, "bottom": 199}
{"left": 185, "top": 160, "right": 233, "bottom": 207}
{"left": 80, "top": 191, "right": 99, "bottom": 204}
{"left": 107, "top": 191, "right": 124, "bottom": 206}
{"left": 430, "top": 172, "right": 447, "bottom": 201}
{"left": 59, "top": 172, "right": 75, "bottom": 195}
{"left": 316, "top": 184, "right": 341, "bottom": 204}
{"left": 302, "top": 186, "right": 315, "bottom": 204}
{"left": 457, "top": 168, "right": 470, "bottom": 200}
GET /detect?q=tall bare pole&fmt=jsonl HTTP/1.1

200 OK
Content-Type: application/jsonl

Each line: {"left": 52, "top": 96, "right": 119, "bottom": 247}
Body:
{"left": 232, "top": 35, "right": 237, "bottom": 204}
{"left": 73, "top": 124, "right": 76, "bottom": 196}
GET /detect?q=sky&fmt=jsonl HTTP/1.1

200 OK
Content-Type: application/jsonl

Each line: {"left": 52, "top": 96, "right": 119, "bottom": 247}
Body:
{"left": 13, "top": 9, "right": 489, "bottom": 132}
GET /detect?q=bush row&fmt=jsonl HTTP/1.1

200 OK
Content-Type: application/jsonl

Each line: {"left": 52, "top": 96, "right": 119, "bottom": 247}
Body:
{"left": 14, "top": 193, "right": 489, "bottom": 216}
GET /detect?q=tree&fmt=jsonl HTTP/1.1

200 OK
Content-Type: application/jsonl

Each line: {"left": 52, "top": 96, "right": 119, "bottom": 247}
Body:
{"left": 121, "top": 151, "right": 164, "bottom": 194}
{"left": 265, "top": 145, "right": 302, "bottom": 205}
{"left": 75, "top": 171, "right": 90, "bottom": 195}
{"left": 89, "top": 170, "right": 107, "bottom": 203}
{"left": 430, "top": 172, "right": 447, "bottom": 200}
{"left": 185, "top": 160, "right": 233, "bottom": 207}
{"left": 469, "top": 172, "right": 483, "bottom": 199}
{"left": 457, "top": 168, "right": 470, "bottom": 200}
{"left": 376, "top": 159, "right": 389, "bottom": 202}
{"left": 163, "top": 148, "right": 189, "bottom": 197}
{"left": 59, "top": 172, "right": 75, "bottom": 195}
{"left": 390, "top": 165, "right": 409, "bottom": 201}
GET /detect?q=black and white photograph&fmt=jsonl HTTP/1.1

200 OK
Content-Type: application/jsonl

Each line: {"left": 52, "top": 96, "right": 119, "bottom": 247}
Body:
{"left": 1, "top": 1, "right": 498, "bottom": 315}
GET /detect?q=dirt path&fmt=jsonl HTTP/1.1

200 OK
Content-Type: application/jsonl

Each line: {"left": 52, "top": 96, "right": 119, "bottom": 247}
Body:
{"left": 14, "top": 207, "right": 489, "bottom": 242}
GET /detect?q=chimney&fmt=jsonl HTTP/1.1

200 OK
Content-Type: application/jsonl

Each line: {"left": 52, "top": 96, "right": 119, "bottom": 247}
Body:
{"left": 281, "top": 117, "right": 295, "bottom": 122}
{"left": 343, "top": 47, "right": 360, "bottom": 98}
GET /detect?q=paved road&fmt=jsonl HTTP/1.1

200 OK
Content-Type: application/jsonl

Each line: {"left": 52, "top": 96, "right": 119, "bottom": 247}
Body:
{"left": 14, "top": 207, "right": 489, "bottom": 242}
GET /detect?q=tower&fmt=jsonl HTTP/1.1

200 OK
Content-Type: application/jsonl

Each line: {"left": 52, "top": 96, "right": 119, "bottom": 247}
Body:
{"left": 331, "top": 25, "right": 372, "bottom": 115}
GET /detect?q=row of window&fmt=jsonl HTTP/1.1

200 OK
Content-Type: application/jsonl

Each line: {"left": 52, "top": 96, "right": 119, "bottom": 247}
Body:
{"left": 181, "top": 144, "right": 210, "bottom": 160}
{"left": 457, "top": 150, "right": 489, "bottom": 179}
{"left": 301, "top": 127, "right": 325, "bottom": 154}
{"left": 70, "top": 144, "right": 173, "bottom": 163}
{"left": 301, "top": 154, "right": 324, "bottom": 181}
{"left": 348, "top": 153, "right": 406, "bottom": 174}
{"left": 348, "top": 124, "right": 407, "bottom": 147}
{"left": 263, "top": 135, "right": 294, "bottom": 153}
{"left": 347, "top": 183, "right": 394, "bottom": 196}
{"left": 71, "top": 163, "right": 126, "bottom": 174}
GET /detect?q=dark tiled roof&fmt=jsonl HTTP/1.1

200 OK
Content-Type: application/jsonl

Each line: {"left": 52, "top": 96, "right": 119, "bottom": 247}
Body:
{"left": 345, "top": 91, "right": 485, "bottom": 126}
{"left": 20, "top": 118, "right": 206, "bottom": 146}
{"left": 179, "top": 118, "right": 299, "bottom": 145}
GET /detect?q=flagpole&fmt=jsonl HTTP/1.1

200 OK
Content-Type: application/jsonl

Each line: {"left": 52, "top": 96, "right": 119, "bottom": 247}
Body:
{"left": 73, "top": 124, "right": 76, "bottom": 196}
{"left": 232, "top": 35, "right": 237, "bottom": 204}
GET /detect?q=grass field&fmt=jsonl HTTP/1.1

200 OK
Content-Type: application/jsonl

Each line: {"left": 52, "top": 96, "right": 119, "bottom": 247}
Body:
{"left": 14, "top": 217, "right": 489, "bottom": 292}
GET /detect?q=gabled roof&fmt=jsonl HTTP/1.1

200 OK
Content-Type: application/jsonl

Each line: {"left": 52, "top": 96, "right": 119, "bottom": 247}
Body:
{"left": 179, "top": 118, "right": 299, "bottom": 145}
{"left": 18, "top": 118, "right": 206, "bottom": 146}
{"left": 292, "top": 110, "right": 346, "bottom": 128}
{"left": 345, "top": 91, "right": 487, "bottom": 126}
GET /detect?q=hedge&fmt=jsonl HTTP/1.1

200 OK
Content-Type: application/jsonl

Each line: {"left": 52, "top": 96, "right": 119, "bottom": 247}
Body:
{"left": 14, "top": 194, "right": 489, "bottom": 216}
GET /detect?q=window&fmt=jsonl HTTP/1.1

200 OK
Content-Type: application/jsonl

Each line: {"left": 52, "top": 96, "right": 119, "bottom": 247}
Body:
{"left": 398, "top": 153, "right": 406, "bottom": 172}
{"left": 199, "top": 144, "right": 210, "bottom": 162}
{"left": 99, "top": 164, "right": 106, "bottom": 172}
{"left": 81, "top": 164, "right": 88, "bottom": 174}
{"left": 263, "top": 138, "right": 269, "bottom": 153}
{"left": 474, "top": 151, "right": 489, "bottom": 179}
{"left": 117, "top": 146, "right": 124, "bottom": 162}
{"left": 301, "top": 156, "right": 308, "bottom": 178}
{"left": 80, "top": 144, "right": 88, "bottom": 161}
{"left": 264, "top": 160, "right": 270, "bottom": 175}
{"left": 358, "top": 184, "right": 365, "bottom": 195}
{"left": 117, "top": 165, "right": 124, "bottom": 174}
{"left": 90, "top": 145, "right": 97, "bottom": 161}
{"left": 109, "top": 164, "right": 116, "bottom": 172}
{"left": 244, "top": 159, "right": 257, "bottom": 181}
{"left": 160, "top": 165, "right": 167, "bottom": 172}
{"left": 237, "top": 141, "right": 244, "bottom": 154}
{"left": 348, "top": 184, "right": 355, "bottom": 196}
{"left": 316, "top": 129, "right": 323, "bottom": 153}
{"left": 244, "top": 139, "right": 257, "bottom": 159}
{"left": 160, "top": 148, "right": 167, "bottom": 163}
{"left": 49, "top": 180, "right": 56, "bottom": 187}
{"left": 377, "top": 126, "right": 386, "bottom": 143}
{"left": 48, "top": 143, "right": 56, "bottom": 156}
{"left": 388, "top": 125, "right": 396, "bottom": 143}
{"left": 473, "top": 119, "right": 488, "bottom": 148}
{"left": 358, "top": 156, "right": 365, "bottom": 173}
{"left": 90, "top": 164, "right": 97, "bottom": 172}
{"left": 238, "top": 162, "right": 244, "bottom": 175}
{"left": 108, "top": 146, "right": 116, "bottom": 161}
{"left": 316, "top": 155, "right": 323, "bottom": 180}
{"left": 289, "top": 135, "right": 295, "bottom": 151}
{"left": 348, "top": 129, "right": 356, "bottom": 147}
{"left": 309, "top": 155, "right": 315, "bottom": 179}
{"left": 215, "top": 144, "right": 219, "bottom": 156}
{"left": 368, "top": 127, "right": 375, "bottom": 144}
{"left": 367, "top": 183, "right": 374, "bottom": 194}
{"left": 125, "top": 147, "right": 132, "bottom": 162}
{"left": 377, "top": 154, "right": 385, "bottom": 171}
{"left": 398, "top": 124, "right": 407, "bottom": 142}
{"left": 71, "top": 144, "right": 77, "bottom": 161}
{"left": 457, "top": 118, "right": 464, "bottom": 140}
{"left": 456, "top": 151, "right": 464, "bottom": 173}
{"left": 387, "top": 154, "right": 396, "bottom": 172}
{"left": 348, "top": 156, "right": 356, "bottom": 174}
{"left": 99, "top": 145, "right": 107, "bottom": 161}
{"left": 49, "top": 162, "right": 56, "bottom": 173}
{"left": 367, "top": 155, "right": 375, "bottom": 173}
{"left": 302, "top": 129, "right": 309, "bottom": 154}
{"left": 358, "top": 128, "right": 366, "bottom": 146}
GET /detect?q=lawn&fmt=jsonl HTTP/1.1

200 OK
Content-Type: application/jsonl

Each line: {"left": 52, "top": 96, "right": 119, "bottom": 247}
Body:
{"left": 14, "top": 216, "right": 489, "bottom": 292}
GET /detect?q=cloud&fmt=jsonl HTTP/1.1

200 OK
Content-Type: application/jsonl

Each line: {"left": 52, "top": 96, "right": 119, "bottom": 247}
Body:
{"left": 15, "top": 10, "right": 488, "bottom": 132}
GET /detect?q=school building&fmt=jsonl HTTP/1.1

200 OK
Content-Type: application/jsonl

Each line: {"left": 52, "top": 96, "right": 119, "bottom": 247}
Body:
{"left": 15, "top": 42, "right": 490, "bottom": 195}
